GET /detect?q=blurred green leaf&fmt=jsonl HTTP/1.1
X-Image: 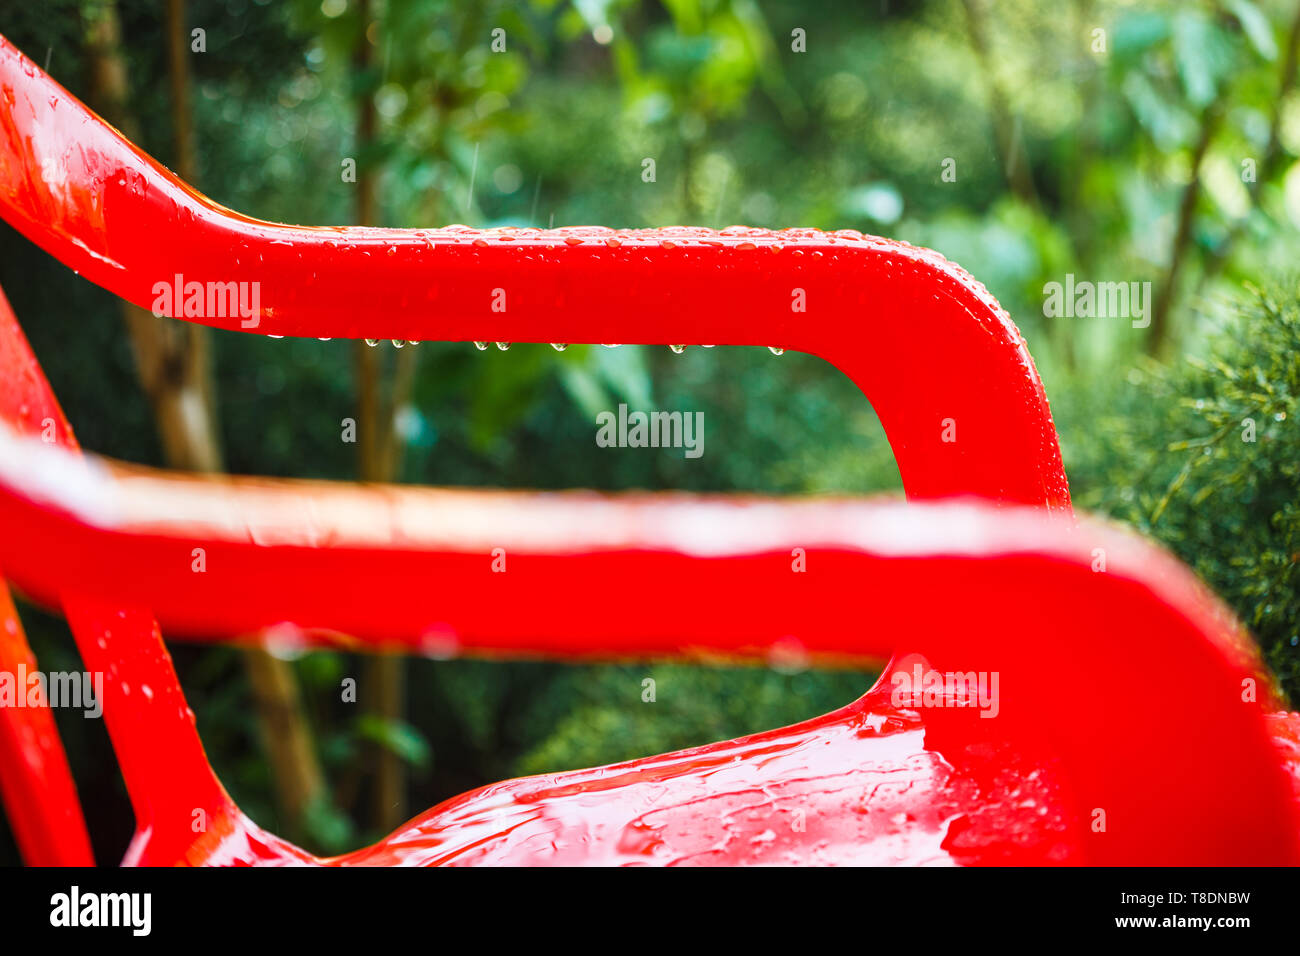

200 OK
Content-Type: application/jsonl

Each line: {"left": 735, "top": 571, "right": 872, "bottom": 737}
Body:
{"left": 1227, "top": 0, "right": 1278, "bottom": 61}
{"left": 1172, "top": 11, "right": 1226, "bottom": 108}
{"left": 355, "top": 715, "right": 433, "bottom": 769}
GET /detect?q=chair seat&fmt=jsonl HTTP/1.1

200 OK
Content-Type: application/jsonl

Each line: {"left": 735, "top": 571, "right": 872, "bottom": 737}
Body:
{"left": 157, "top": 686, "right": 1300, "bottom": 867}
{"left": 341, "top": 685, "right": 1079, "bottom": 867}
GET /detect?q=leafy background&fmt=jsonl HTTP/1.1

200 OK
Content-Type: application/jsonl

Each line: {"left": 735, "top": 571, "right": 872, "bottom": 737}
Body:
{"left": 0, "top": 0, "right": 1297, "bottom": 861}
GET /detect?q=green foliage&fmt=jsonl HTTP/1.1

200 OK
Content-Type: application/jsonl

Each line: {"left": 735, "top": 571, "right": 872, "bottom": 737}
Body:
{"left": 512, "top": 664, "right": 871, "bottom": 775}
{"left": 1059, "top": 282, "right": 1300, "bottom": 700}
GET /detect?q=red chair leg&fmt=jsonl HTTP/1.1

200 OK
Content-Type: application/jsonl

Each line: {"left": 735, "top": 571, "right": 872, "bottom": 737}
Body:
{"left": 0, "top": 580, "right": 93, "bottom": 865}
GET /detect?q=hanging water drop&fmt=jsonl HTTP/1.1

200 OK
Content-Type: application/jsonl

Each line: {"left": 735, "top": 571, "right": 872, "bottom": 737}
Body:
{"left": 495, "top": 342, "right": 510, "bottom": 351}
{"left": 550, "top": 343, "right": 567, "bottom": 351}
{"left": 669, "top": 344, "right": 685, "bottom": 354}
{"left": 391, "top": 339, "right": 404, "bottom": 348}
{"left": 364, "top": 339, "right": 379, "bottom": 347}
{"left": 473, "top": 341, "right": 489, "bottom": 350}
{"left": 768, "top": 346, "right": 784, "bottom": 355}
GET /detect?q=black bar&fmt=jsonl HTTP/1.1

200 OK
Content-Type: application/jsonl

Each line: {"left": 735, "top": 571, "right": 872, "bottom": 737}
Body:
{"left": 0, "top": 866, "right": 1288, "bottom": 943}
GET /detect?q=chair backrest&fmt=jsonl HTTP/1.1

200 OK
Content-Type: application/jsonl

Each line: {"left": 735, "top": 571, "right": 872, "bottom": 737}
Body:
{"left": 0, "top": 32, "right": 1069, "bottom": 511}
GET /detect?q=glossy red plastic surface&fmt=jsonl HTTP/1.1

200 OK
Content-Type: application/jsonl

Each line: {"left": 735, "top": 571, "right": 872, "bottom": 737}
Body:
{"left": 0, "top": 33, "right": 1067, "bottom": 511}
{"left": 1, "top": 32, "right": 1297, "bottom": 866}
{"left": 0, "top": 425, "right": 1296, "bottom": 865}
{"left": 0, "top": 580, "right": 94, "bottom": 865}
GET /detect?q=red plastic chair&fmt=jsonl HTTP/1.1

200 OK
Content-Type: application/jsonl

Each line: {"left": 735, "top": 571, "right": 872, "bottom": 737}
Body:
{"left": 0, "top": 33, "right": 1297, "bottom": 866}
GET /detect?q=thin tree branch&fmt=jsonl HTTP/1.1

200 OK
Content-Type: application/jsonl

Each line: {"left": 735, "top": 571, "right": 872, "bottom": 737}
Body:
{"left": 1148, "top": 100, "right": 1223, "bottom": 357}
{"left": 351, "top": 0, "right": 409, "bottom": 835}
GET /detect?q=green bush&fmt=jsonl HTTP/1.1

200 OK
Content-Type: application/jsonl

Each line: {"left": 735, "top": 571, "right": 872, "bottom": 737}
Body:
{"left": 1058, "top": 283, "right": 1300, "bottom": 703}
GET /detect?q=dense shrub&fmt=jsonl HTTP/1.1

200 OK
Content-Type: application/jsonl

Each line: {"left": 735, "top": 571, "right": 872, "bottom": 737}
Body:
{"left": 1058, "top": 283, "right": 1300, "bottom": 703}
